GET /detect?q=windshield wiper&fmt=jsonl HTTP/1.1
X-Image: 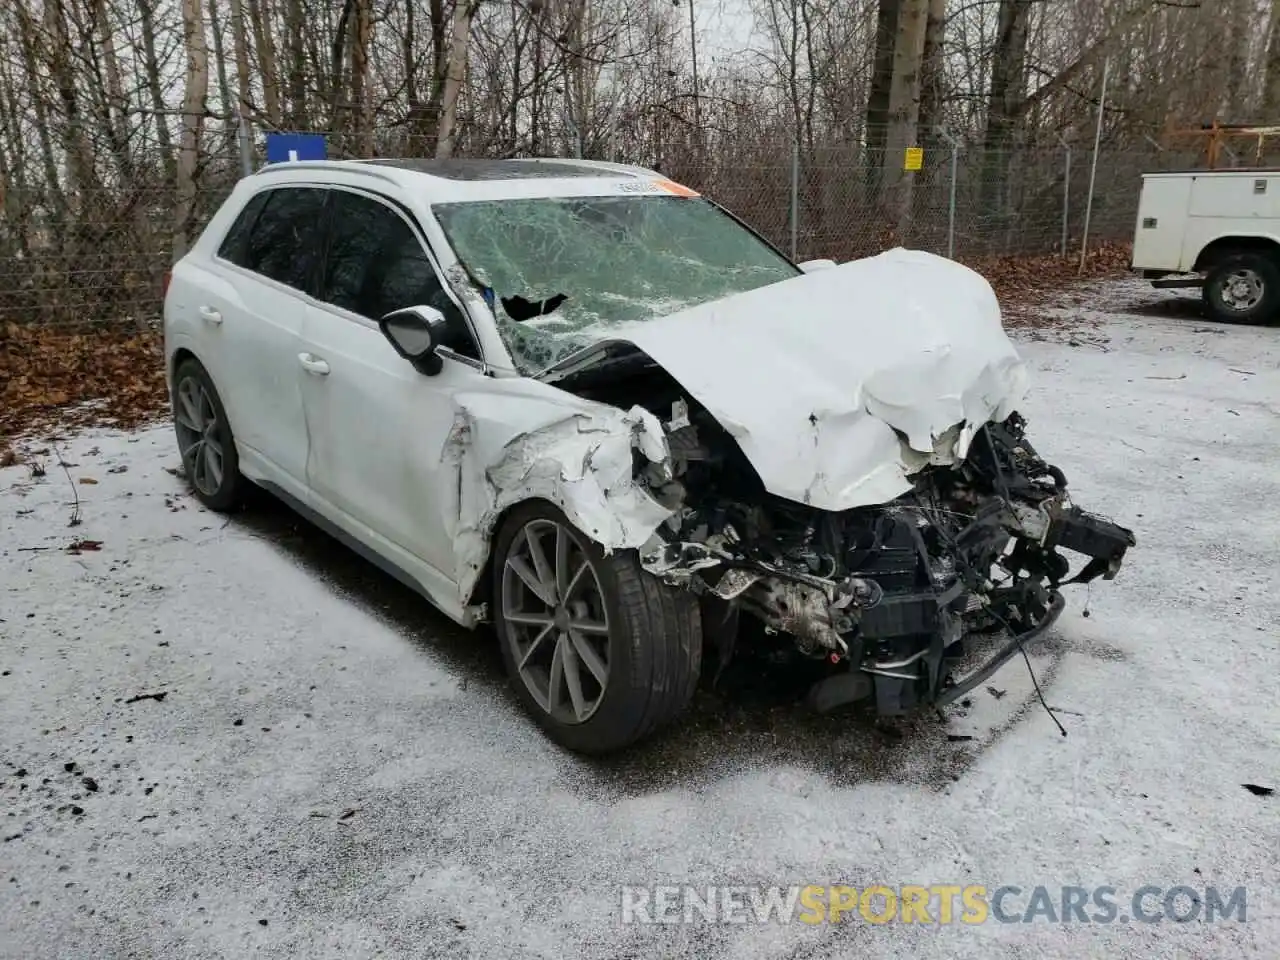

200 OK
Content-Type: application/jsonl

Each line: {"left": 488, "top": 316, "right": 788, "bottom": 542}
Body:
{"left": 537, "top": 341, "right": 653, "bottom": 385}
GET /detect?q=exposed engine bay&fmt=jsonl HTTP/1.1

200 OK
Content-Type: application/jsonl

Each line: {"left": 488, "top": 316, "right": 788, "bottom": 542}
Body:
{"left": 557, "top": 356, "right": 1136, "bottom": 717}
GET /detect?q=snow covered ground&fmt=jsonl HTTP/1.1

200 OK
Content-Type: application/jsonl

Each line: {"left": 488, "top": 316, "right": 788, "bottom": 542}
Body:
{"left": 1, "top": 280, "right": 1277, "bottom": 959}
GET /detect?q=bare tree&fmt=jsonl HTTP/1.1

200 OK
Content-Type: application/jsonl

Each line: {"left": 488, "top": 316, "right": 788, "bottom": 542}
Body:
{"left": 883, "top": 0, "right": 928, "bottom": 229}
{"left": 438, "top": 1, "right": 483, "bottom": 158}
{"left": 173, "top": 0, "right": 209, "bottom": 260}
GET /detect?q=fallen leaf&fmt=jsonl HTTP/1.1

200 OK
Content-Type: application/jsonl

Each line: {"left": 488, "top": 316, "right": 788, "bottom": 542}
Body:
{"left": 0, "top": 326, "right": 167, "bottom": 438}
{"left": 78, "top": 477, "right": 98, "bottom": 485}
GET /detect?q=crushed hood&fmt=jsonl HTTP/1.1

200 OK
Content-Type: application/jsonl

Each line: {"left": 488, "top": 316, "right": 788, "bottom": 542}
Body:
{"left": 544, "top": 248, "right": 1028, "bottom": 512}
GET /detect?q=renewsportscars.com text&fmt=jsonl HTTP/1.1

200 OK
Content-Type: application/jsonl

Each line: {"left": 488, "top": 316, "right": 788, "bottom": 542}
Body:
{"left": 619, "top": 883, "right": 1250, "bottom": 926}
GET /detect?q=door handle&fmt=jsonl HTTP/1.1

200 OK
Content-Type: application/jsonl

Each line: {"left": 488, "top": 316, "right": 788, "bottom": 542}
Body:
{"left": 198, "top": 305, "right": 223, "bottom": 325}
{"left": 298, "top": 353, "right": 330, "bottom": 376}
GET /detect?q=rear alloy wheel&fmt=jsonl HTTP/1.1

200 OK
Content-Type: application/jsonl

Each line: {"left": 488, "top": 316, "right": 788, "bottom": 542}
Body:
{"left": 493, "top": 502, "right": 702, "bottom": 754}
{"left": 1203, "top": 252, "right": 1280, "bottom": 325}
{"left": 172, "top": 359, "right": 244, "bottom": 511}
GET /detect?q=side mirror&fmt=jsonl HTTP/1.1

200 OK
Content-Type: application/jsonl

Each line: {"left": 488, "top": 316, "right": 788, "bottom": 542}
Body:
{"left": 797, "top": 258, "right": 837, "bottom": 273}
{"left": 379, "top": 305, "right": 446, "bottom": 376}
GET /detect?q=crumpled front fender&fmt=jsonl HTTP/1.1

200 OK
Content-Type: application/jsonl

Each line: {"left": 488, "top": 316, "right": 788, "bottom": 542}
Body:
{"left": 440, "top": 391, "right": 675, "bottom": 605}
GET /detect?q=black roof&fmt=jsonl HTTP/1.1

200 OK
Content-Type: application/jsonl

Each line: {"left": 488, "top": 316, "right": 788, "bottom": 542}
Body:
{"left": 359, "top": 158, "right": 634, "bottom": 181}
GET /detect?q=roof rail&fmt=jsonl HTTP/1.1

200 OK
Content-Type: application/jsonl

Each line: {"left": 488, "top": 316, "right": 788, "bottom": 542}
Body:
{"left": 252, "top": 160, "right": 402, "bottom": 185}
{"left": 508, "top": 157, "right": 658, "bottom": 178}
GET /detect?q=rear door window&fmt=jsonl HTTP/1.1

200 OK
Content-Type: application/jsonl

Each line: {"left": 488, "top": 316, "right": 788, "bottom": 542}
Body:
{"left": 241, "top": 187, "right": 328, "bottom": 294}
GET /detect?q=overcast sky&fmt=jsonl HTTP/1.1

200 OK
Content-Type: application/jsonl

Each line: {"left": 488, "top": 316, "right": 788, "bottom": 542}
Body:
{"left": 693, "top": 0, "right": 759, "bottom": 63}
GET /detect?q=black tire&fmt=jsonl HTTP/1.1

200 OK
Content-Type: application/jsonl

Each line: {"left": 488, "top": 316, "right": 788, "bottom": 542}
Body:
{"left": 1203, "top": 251, "right": 1280, "bottom": 325}
{"left": 171, "top": 357, "right": 245, "bottom": 512}
{"left": 492, "top": 500, "right": 702, "bottom": 754}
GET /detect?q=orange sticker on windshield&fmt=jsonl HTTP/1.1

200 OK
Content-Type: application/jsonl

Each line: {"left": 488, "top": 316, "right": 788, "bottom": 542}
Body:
{"left": 654, "top": 179, "right": 700, "bottom": 198}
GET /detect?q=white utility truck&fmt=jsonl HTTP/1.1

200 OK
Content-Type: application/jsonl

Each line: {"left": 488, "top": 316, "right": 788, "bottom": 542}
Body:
{"left": 1132, "top": 169, "right": 1280, "bottom": 324}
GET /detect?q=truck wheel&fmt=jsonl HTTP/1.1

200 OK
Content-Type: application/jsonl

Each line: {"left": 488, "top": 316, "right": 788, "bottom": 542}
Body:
{"left": 1203, "top": 252, "right": 1280, "bottom": 325}
{"left": 493, "top": 501, "right": 702, "bottom": 754}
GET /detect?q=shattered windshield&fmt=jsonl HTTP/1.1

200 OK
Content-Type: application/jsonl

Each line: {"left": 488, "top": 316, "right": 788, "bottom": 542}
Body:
{"left": 432, "top": 195, "right": 799, "bottom": 373}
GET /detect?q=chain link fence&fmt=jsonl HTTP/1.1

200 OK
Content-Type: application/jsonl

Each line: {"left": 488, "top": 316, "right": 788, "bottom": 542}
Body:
{"left": 0, "top": 124, "right": 1198, "bottom": 328}
{"left": 0, "top": 118, "right": 244, "bottom": 330}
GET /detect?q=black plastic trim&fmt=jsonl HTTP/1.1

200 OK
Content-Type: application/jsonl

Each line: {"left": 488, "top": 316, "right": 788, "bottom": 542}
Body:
{"left": 935, "top": 591, "right": 1066, "bottom": 706}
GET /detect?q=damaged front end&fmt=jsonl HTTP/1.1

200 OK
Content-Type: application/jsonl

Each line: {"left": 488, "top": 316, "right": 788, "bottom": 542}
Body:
{"left": 636, "top": 404, "right": 1136, "bottom": 717}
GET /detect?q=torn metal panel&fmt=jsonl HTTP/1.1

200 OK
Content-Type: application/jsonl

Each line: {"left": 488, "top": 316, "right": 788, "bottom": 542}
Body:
{"left": 625, "top": 401, "right": 1134, "bottom": 716}
{"left": 440, "top": 383, "right": 675, "bottom": 604}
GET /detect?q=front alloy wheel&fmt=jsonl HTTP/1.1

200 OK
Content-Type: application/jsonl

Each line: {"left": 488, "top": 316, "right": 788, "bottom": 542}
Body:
{"left": 492, "top": 501, "right": 703, "bottom": 754}
{"left": 502, "top": 518, "right": 612, "bottom": 724}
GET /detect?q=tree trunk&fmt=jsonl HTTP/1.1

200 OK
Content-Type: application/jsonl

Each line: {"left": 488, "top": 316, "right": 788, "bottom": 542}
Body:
{"left": 404, "top": 0, "right": 419, "bottom": 144}
{"left": 208, "top": 0, "right": 233, "bottom": 120}
{"left": 980, "top": 0, "right": 1032, "bottom": 213}
{"left": 918, "top": 0, "right": 947, "bottom": 135}
{"left": 1265, "top": 0, "right": 1280, "bottom": 117}
{"left": 284, "top": 0, "right": 307, "bottom": 126}
{"left": 883, "top": 0, "right": 928, "bottom": 234}
{"left": 229, "top": 0, "right": 253, "bottom": 138}
{"left": 46, "top": 0, "right": 98, "bottom": 205}
{"left": 138, "top": 0, "right": 177, "bottom": 186}
{"left": 15, "top": 8, "right": 69, "bottom": 226}
{"left": 0, "top": 51, "right": 33, "bottom": 259}
{"left": 174, "top": 0, "right": 210, "bottom": 262}
{"left": 351, "top": 0, "right": 373, "bottom": 154}
{"left": 436, "top": 1, "right": 479, "bottom": 159}
{"left": 331, "top": 0, "right": 354, "bottom": 129}
{"left": 247, "top": 0, "right": 283, "bottom": 126}
{"left": 407, "top": 0, "right": 448, "bottom": 150}
{"left": 91, "top": 0, "right": 133, "bottom": 183}
{"left": 864, "top": 0, "right": 899, "bottom": 156}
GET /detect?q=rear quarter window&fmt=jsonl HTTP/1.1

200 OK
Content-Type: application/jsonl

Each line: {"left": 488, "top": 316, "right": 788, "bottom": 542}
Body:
{"left": 216, "top": 191, "right": 270, "bottom": 267}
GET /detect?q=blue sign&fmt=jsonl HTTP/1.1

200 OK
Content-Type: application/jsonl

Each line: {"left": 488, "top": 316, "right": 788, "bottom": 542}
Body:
{"left": 265, "top": 133, "right": 327, "bottom": 164}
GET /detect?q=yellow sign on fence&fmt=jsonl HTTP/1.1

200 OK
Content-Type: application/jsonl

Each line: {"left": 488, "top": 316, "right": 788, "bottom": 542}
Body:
{"left": 904, "top": 147, "right": 924, "bottom": 171}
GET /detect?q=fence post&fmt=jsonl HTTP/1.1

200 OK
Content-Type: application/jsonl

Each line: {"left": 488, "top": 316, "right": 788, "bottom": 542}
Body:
{"left": 790, "top": 139, "right": 799, "bottom": 261}
{"left": 1056, "top": 133, "right": 1071, "bottom": 257}
{"left": 236, "top": 110, "right": 254, "bottom": 177}
{"left": 937, "top": 127, "right": 959, "bottom": 260}
{"left": 1079, "top": 56, "right": 1109, "bottom": 274}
